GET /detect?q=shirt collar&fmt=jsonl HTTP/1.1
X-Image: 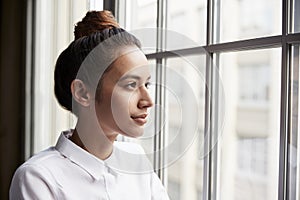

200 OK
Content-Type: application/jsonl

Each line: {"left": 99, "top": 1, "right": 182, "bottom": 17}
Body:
{"left": 55, "top": 130, "right": 153, "bottom": 178}
{"left": 105, "top": 141, "right": 153, "bottom": 174}
{"left": 55, "top": 130, "right": 118, "bottom": 180}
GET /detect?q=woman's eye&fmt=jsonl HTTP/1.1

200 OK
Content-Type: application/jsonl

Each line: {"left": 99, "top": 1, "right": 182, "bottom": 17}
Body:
{"left": 126, "top": 82, "right": 137, "bottom": 89}
{"left": 145, "top": 82, "right": 151, "bottom": 89}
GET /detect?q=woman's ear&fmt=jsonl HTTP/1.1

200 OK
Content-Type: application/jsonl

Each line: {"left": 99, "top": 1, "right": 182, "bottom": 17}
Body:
{"left": 71, "top": 79, "right": 91, "bottom": 107}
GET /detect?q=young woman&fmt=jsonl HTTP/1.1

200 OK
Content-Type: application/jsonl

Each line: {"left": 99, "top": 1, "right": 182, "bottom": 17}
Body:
{"left": 10, "top": 11, "right": 170, "bottom": 200}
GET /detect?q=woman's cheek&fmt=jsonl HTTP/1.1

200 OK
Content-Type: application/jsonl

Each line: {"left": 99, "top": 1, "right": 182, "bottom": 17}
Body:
{"left": 114, "top": 88, "right": 136, "bottom": 104}
{"left": 111, "top": 92, "right": 130, "bottom": 113}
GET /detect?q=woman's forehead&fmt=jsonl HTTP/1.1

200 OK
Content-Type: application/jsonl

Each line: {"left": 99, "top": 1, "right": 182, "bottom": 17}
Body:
{"left": 109, "top": 49, "right": 150, "bottom": 79}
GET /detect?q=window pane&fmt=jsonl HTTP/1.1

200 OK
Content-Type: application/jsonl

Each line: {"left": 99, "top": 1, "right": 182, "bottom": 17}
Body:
{"left": 219, "top": 0, "right": 282, "bottom": 43}
{"left": 124, "top": 0, "right": 157, "bottom": 29}
{"left": 289, "top": 45, "right": 300, "bottom": 200}
{"left": 88, "top": 0, "right": 103, "bottom": 10}
{"left": 293, "top": 0, "right": 300, "bottom": 33}
{"left": 167, "top": 0, "right": 207, "bottom": 47}
{"left": 218, "top": 48, "right": 281, "bottom": 200}
{"left": 166, "top": 55, "right": 206, "bottom": 200}
{"left": 118, "top": 0, "right": 157, "bottom": 54}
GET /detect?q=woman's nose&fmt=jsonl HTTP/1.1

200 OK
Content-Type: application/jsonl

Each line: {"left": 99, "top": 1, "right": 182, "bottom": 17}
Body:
{"left": 138, "top": 86, "right": 154, "bottom": 109}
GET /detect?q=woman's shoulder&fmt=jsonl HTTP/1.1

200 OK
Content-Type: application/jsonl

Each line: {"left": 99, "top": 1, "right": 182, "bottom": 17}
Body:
{"left": 22, "top": 147, "right": 61, "bottom": 166}
{"left": 14, "top": 146, "right": 63, "bottom": 178}
{"left": 10, "top": 148, "right": 61, "bottom": 199}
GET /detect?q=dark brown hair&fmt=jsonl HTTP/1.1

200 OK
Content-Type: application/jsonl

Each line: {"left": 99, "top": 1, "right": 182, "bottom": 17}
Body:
{"left": 74, "top": 10, "right": 120, "bottom": 40}
{"left": 54, "top": 11, "right": 141, "bottom": 114}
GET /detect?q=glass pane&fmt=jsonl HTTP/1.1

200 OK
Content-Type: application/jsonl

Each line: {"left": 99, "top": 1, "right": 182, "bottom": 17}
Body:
{"left": 219, "top": 0, "right": 282, "bottom": 43}
{"left": 218, "top": 48, "right": 281, "bottom": 200}
{"left": 166, "top": 55, "right": 206, "bottom": 200}
{"left": 88, "top": 0, "right": 103, "bottom": 10}
{"left": 118, "top": 0, "right": 157, "bottom": 54}
{"left": 293, "top": 0, "right": 300, "bottom": 33}
{"left": 289, "top": 45, "right": 300, "bottom": 200}
{"left": 167, "top": 0, "right": 207, "bottom": 47}
{"left": 123, "top": 0, "right": 157, "bottom": 29}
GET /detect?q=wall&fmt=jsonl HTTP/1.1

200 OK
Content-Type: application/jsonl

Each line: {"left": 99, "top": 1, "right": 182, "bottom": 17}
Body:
{"left": 0, "top": 0, "right": 27, "bottom": 198}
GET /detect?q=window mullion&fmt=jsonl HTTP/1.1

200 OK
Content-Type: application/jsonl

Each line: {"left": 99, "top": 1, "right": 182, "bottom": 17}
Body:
{"left": 103, "top": 0, "right": 116, "bottom": 15}
{"left": 278, "top": 0, "right": 291, "bottom": 199}
{"left": 203, "top": 52, "right": 213, "bottom": 200}
{"left": 203, "top": 0, "right": 216, "bottom": 200}
{"left": 154, "top": 0, "right": 168, "bottom": 185}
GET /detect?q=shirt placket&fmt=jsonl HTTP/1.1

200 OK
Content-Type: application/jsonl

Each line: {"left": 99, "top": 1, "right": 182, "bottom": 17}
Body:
{"left": 103, "top": 165, "right": 118, "bottom": 200}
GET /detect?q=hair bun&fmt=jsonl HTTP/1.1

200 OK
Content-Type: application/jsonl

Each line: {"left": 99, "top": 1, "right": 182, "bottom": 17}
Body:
{"left": 74, "top": 10, "right": 120, "bottom": 40}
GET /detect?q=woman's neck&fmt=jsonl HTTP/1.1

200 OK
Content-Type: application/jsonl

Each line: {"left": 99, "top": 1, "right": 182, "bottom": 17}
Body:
{"left": 70, "top": 126, "right": 115, "bottom": 160}
{"left": 69, "top": 129, "right": 88, "bottom": 151}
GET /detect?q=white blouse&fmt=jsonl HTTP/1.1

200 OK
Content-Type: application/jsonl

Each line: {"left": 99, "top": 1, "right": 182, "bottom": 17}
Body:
{"left": 10, "top": 131, "right": 170, "bottom": 200}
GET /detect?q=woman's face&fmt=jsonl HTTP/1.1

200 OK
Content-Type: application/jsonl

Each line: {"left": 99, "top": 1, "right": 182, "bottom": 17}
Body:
{"left": 95, "top": 47, "right": 153, "bottom": 139}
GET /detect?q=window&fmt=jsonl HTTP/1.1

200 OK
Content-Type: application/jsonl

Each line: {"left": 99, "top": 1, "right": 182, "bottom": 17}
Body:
{"left": 237, "top": 138, "right": 268, "bottom": 176}
{"left": 289, "top": 44, "right": 300, "bottom": 200}
{"left": 114, "top": 0, "right": 299, "bottom": 199}
{"left": 116, "top": 0, "right": 157, "bottom": 54}
{"left": 118, "top": 0, "right": 157, "bottom": 29}
{"left": 238, "top": 64, "right": 270, "bottom": 103}
{"left": 168, "top": 180, "right": 181, "bottom": 200}
{"left": 218, "top": 48, "right": 281, "bottom": 200}
{"left": 293, "top": 0, "right": 300, "bottom": 33}
{"left": 29, "top": 0, "right": 300, "bottom": 199}
{"left": 219, "top": 0, "right": 281, "bottom": 42}
{"left": 166, "top": 55, "right": 206, "bottom": 200}
{"left": 167, "top": 0, "right": 207, "bottom": 46}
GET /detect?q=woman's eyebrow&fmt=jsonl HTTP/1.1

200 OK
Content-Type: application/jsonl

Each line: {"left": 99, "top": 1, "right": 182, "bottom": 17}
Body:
{"left": 119, "top": 75, "right": 151, "bottom": 81}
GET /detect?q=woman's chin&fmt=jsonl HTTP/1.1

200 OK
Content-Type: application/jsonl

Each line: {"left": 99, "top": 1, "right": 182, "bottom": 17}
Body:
{"left": 119, "top": 127, "right": 144, "bottom": 138}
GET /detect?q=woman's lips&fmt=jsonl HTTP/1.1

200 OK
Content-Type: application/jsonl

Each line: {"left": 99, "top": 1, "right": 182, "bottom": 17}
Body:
{"left": 131, "top": 114, "right": 148, "bottom": 125}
